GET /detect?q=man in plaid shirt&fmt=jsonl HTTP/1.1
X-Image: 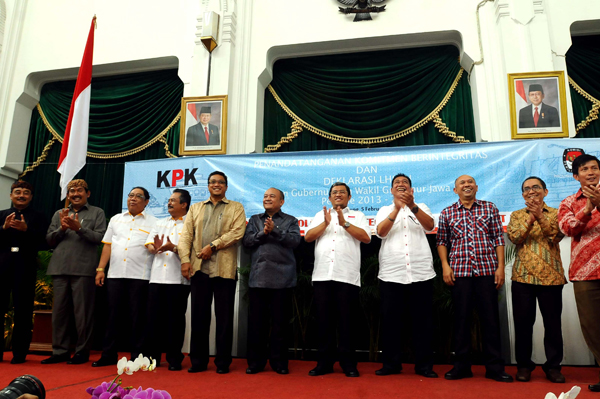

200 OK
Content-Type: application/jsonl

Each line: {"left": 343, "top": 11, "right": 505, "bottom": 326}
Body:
{"left": 437, "top": 175, "right": 512, "bottom": 382}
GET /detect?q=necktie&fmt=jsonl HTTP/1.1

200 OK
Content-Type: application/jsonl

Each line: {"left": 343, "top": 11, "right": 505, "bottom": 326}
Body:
{"left": 533, "top": 107, "right": 539, "bottom": 127}
{"left": 204, "top": 126, "right": 209, "bottom": 143}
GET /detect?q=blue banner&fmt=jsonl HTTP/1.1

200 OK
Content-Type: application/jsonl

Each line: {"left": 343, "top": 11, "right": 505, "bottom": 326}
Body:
{"left": 123, "top": 139, "right": 599, "bottom": 232}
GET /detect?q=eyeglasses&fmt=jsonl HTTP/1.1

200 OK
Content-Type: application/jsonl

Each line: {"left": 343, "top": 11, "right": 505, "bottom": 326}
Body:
{"left": 167, "top": 198, "right": 180, "bottom": 203}
{"left": 209, "top": 180, "right": 226, "bottom": 185}
{"left": 331, "top": 190, "right": 347, "bottom": 195}
{"left": 128, "top": 193, "right": 146, "bottom": 199}
{"left": 523, "top": 185, "right": 543, "bottom": 193}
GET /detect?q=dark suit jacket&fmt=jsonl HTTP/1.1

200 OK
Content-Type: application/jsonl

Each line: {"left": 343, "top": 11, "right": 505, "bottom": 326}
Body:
{"left": 518, "top": 103, "right": 560, "bottom": 128}
{"left": 186, "top": 123, "right": 220, "bottom": 146}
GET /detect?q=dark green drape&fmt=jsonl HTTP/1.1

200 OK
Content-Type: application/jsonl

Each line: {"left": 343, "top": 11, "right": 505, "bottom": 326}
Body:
{"left": 22, "top": 69, "right": 183, "bottom": 219}
{"left": 566, "top": 35, "right": 600, "bottom": 138}
{"left": 264, "top": 45, "right": 475, "bottom": 152}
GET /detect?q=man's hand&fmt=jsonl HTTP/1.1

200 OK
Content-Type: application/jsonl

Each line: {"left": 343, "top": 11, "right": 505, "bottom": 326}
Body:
{"left": 393, "top": 196, "right": 404, "bottom": 210}
{"left": 199, "top": 244, "right": 213, "bottom": 260}
{"left": 64, "top": 212, "right": 82, "bottom": 231}
{"left": 582, "top": 185, "right": 600, "bottom": 210}
{"left": 3, "top": 212, "right": 15, "bottom": 230}
{"left": 323, "top": 206, "right": 331, "bottom": 226}
{"left": 264, "top": 217, "right": 274, "bottom": 234}
{"left": 335, "top": 206, "right": 345, "bottom": 225}
{"left": 398, "top": 188, "right": 416, "bottom": 209}
{"left": 442, "top": 265, "right": 455, "bottom": 286}
{"left": 152, "top": 234, "right": 164, "bottom": 253}
{"left": 157, "top": 236, "right": 176, "bottom": 253}
{"left": 494, "top": 267, "right": 505, "bottom": 290}
{"left": 95, "top": 271, "right": 105, "bottom": 287}
{"left": 59, "top": 209, "right": 70, "bottom": 231}
{"left": 525, "top": 198, "right": 543, "bottom": 223}
{"left": 181, "top": 262, "right": 192, "bottom": 280}
{"left": 11, "top": 214, "right": 28, "bottom": 232}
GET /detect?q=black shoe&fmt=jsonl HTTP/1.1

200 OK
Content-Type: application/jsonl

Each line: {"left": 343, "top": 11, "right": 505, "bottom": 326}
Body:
{"left": 589, "top": 382, "right": 600, "bottom": 392}
{"left": 216, "top": 367, "right": 229, "bottom": 374}
{"left": 41, "top": 354, "right": 70, "bottom": 364}
{"left": 516, "top": 368, "right": 531, "bottom": 382}
{"left": 67, "top": 353, "right": 89, "bottom": 365}
{"left": 344, "top": 369, "right": 360, "bottom": 377}
{"left": 10, "top": 356, "right": 26, "bottom": 364}
{"left": 246, "top": 367, "right": 263, "bottom": 374}
{"left": 188, "top": 365, "right": 207, "bottom": 373}
{"left": 308, "top": 366, "right": 334, "bottom": 376}
{"left": 274, "top": 368, "right": 289, "bottom": 375}
{"left": 485, "top": 371, "right": 514, "bottom": 382}
{"left": 375, "top": 367, "right": 401, "bottom": 376}
{"left": 92, "top": 357, "right": 118, "bottom": 367}
{"left": 545, "top": 369, "right": 565, "bottom": 383}
{"left": 416, "top": 369, "right": 438, "bottom": 378}
{"left": 168, "top": 364, "right": 182, "bottom": 371}
{"left": 444, "top": 367, "right": 473, "bottom": 380}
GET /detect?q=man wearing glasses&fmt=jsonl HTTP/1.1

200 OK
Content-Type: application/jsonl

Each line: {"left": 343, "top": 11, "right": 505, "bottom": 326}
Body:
{"left": 42, "top": 179, "right": 106, "bottom": 365}
{"left": 305, "top": 182, "right": 371, "bottom": 377}
{"left": 374, "top": 173, "right": 437, "bottom": 378}
{"left": 93, "top": 187, "right": 157, "bottom": 367}
{"left": 507, "top": 176, "right": 566, "bottom": 383}
{"left": 179, "top": 171, "right": 246, "bottom": 374}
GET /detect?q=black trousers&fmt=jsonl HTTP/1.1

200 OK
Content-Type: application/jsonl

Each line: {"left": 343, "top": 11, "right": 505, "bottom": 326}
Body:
{"left": 101, "top": 278, "right": 149, "bottom": 360}
{"left": 0, "top": 254, "right": 36, "bottom": 359}
{"left": 189, "top": 273, "right": 236, "bottom": 369}
{"left": 144, "top": 283, "right": 190, "bottom": 367}
{"left": 452, "top": 276, "right": 505, "bottom": 373}
{"left": 313, "top": 281, "right": 359, "bottom": 371}
{"left": 246, "top": 287, "right": 291, "bottom": 370}
{"left": 379, "top": 279, "right": 434, "bottom": 373}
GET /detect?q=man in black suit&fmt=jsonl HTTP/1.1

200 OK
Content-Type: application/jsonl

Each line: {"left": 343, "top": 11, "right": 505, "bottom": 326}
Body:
{"left": 518, "top": 84, "right": 560, "bottom": 128}
{"left": 185, "top": 106, "right": 220, "bottom": 147}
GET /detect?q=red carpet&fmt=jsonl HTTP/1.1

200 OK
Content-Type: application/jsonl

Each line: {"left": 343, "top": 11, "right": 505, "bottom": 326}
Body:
{"left": 0, "top": 353, "right": 598, "bottom": 398}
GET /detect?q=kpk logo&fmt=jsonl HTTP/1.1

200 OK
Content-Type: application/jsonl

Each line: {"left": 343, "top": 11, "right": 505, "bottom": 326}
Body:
{"left": 156, "top": 168, "right": 198, "bottom": 188}
{"left": 563, "top": 148, "right": 584, "bottom": 173}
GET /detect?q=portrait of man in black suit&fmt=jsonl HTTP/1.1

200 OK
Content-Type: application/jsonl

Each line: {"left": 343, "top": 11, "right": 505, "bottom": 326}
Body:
{"left": 518, "top": 84, "right": 560, "bottom": 129}
{"left": 185, "top": 106, "right": 221, "bottom": 147}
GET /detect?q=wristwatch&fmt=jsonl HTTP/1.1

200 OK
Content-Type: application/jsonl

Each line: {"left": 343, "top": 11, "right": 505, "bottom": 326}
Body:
{"left": 411, "top": 205, "right": 419, "bottom": 214}
{"left": 343, "top": 221, "right": 351, "bottom": 229}
{"left": 210, "top": 243, "right": 217, "bottom": 252}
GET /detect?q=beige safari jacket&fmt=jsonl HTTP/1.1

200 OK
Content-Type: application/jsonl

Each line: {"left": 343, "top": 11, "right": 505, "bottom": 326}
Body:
{"left": 178, "top": 197, "right": 246, "bottom": 279}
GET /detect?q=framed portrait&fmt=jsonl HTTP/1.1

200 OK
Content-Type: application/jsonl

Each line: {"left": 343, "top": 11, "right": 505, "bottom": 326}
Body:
{"left": 179, "top": 95, "right": 227, "bottom": 156}
{"left": 508, "top": 71, "right": 568, "bottom": 139}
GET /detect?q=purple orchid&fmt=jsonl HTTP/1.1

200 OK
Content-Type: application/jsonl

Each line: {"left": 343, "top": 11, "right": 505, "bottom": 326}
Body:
{"left": 123, "top": 387, "right": 172, "bottom": 399}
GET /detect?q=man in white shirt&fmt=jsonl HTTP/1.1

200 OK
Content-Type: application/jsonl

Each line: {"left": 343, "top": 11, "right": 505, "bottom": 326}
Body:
{"left": 144, "top": 189, "right": 191, "bottom": 371}
{"left": 92, "top": 187, "right": 157, "bottom": 367}
{"left": 305, "top": 182, "right": 371, "bottom": 377}
{"left": 374, "top": 173, "right": 437, "bottom": 378}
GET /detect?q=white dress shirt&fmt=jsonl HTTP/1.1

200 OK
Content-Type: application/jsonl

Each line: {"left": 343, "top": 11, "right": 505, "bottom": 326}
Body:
{"left": 375, "top": 203, "right": 436, "bottom": 284}
{"left": 146, "top": 215, "right": 189, "bottom": 285}
{"left": 307, "top": 207, "right": 371, "bottom": 287}
{"left": 102, "top": 211, "right": 157, "bottom": 280}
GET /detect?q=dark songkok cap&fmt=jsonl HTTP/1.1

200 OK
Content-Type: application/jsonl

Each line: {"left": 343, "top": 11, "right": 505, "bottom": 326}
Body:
{"left": 200, "top": 106, "right": 212, "bottom": 114}
{"left": 528, "top": 84, "right": 544, "bottom": 94}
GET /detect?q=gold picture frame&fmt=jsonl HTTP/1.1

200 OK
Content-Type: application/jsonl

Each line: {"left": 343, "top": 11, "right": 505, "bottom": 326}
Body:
{"left": 179, "top": 95, "right": 228, "bottom": 155}
{"left": 508, "top": 71, "right": 568, "bottom": 139}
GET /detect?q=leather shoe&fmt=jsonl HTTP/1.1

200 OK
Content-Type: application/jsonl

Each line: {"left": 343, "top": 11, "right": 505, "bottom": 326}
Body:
{"left": 516, "top": 368, "right": 531, "bottom": 382}
{"left": 444, "top": 367, "right": 473, "bottom": 380}
{"left": 216, "top": 367, "right": 229, "bottom": 374}
{"left": 168, "top": 364, "right": 182, "bottom": 371}
{"left": 344, "top": 369, "right": 360, "bottom": 377}
{"left": 246, "top": 367, "right": 263, "bottom": 374}
{"left": 92, "top": 357, "right": 118, "bottom": 367}
{"left": 308, "top": 366, "right": 333, "bottom": 376}
{"left": 10, "top": 356, "right": 26, "bottom": 364}
{"left": 274, "top": 368, "right": 289, "bottom": 375}
{"left": 375, "top": 367, "right": 401, "bottom": 376}
{"left": 41, "top": 354, "right": 70, "bottom": 364}
{"left": 416, "top": 370, "right": 438, "bottom": 378}
{"left": 485, "top": 371, "right": 514, "bottom": 382}
{"left": 589, "top": 382, "right": 600, "bottom": 392}
{"left": 545, "top": 369, "right": 565, "bottom": 383}
{"left": 67, "top": 353, "right": 89, "bottom": 365}
{"left": 187, "top": 365, "right": 207, "bottom": 373}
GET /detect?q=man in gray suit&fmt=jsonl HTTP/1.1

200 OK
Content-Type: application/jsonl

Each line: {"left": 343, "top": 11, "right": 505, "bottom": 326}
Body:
{"left": 42, "top": 179, "right": 106, "bottom": 365}
{"left": 185, "top": 106, "right": 220, "bottom": 147}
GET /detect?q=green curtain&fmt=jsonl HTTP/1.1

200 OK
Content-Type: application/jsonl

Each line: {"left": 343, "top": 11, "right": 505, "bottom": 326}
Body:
{"left": 566, "top": 35, "right": 600, "bottom": 138}
{"left": 264, "top": 45, "right": 475, "bottom": 152}
{"left": 22, "top": 69, "right": 183, "bottom": 219}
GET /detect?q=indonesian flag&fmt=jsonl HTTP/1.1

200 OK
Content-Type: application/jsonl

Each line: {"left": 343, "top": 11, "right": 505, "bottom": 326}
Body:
{"left": 515, "top": 79, "right": 528, "bottom": 110}
{"left": 57, "top": 16, "right": 96, "bottom": 200}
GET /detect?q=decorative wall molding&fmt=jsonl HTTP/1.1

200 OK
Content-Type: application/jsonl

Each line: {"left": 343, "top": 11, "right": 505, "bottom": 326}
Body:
{"left": 222, "top": 12, "right": 237, "bottom": 45}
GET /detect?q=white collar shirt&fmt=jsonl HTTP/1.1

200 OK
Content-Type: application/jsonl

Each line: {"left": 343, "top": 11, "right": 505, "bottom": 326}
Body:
{"left": 146, "top": 215, "right": 189, "bottom": 285}
{"left": 375, "top": 203, "right": 435, "bottom": 284}
{"left": 307, "top": 207, "right": 371, "bottom": 287}
{"left": 532, "top": 103, "right": 544, "bottom": 117}
{"left": 102, "top": 210, "right": 157, "bottom": 280}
